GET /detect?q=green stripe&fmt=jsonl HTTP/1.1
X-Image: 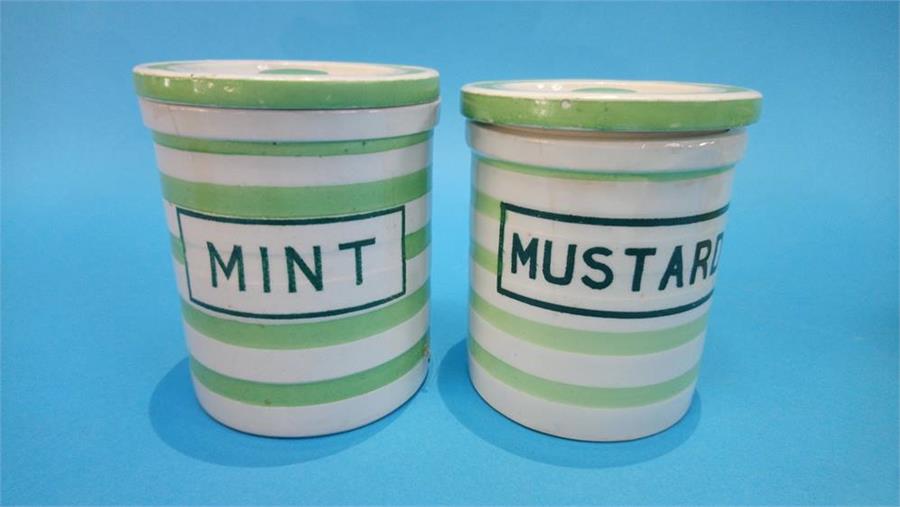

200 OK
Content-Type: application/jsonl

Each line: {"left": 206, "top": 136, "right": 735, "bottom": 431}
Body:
{"left": 170, "top": 225, "right": 430, "bottom": 265}
{"left": 161, "top": 167, "right": 430, "bottom": 218}
{"left": 472, "top": 190, "right": 501, "bottom": 220}
{"left": 153, "top": 131, "right": 431, "bottom": 157}
{"left": 471, "top": 290, "right": 707, "bottom": 355}
{"left": 170, "top": 235, "right": 185, "bottom": 264}
{"left": 477, "top": 156, "right": 734, "bottom": 182}
{"left": 404, "top": 226, "right": 431, "bottom": 259}
{"left": 181, "top": 281, "right": 429, "bottom": 349}
{"left": 470, "top": 242, "right": 498, "bottom": 273}
{"left": 191, "top": 335, "right": 428, "bottom": 407}
{"left": 469, "top": 337, "right": 697, "bottom": 408}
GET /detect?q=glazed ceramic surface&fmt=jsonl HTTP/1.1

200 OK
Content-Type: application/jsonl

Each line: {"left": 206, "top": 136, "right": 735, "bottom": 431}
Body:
{"left": 462, "top": 80, "right": 761, "bottom": 441}
{"left": 134, "top": 60, "right": 439, "bottom": 437}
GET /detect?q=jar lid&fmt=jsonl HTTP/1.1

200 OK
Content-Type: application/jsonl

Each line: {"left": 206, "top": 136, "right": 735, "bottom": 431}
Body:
{"left": 133, "top": 60, "right": 439, "bottom": 110}
{"left": 461, "top": 79, "right": 761, "bottom": 132}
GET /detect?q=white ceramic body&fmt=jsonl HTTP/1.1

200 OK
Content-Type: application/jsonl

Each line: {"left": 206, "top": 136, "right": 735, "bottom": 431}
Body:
{"left": 466, "top": 122, "right": 747, "bottom": 441}
{"left": 140, "top": 98, "right": 438, "bottom": 437}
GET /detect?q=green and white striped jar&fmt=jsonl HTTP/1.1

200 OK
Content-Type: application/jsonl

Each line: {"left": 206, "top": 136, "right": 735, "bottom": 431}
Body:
{"left": 462, "top": 80, "right": 761, "bottom": 441}
{"left": 134, "top": 60, "right": 438, "bottom": 437}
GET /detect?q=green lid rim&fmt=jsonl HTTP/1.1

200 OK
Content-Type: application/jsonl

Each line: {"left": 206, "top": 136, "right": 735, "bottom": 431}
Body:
{"left": 133, "top": 60, "right": 440, "bottom": 110}
{"left": 461, "top": 80, "right": 762, "bottom": 132}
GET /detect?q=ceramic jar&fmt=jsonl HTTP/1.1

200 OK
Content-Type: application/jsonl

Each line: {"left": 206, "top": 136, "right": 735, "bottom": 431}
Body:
{"left": 462, "top": 80, "right": 762, "bottom": 441}
{"left": 134, "top": 60, "right": 438, "bottom": 436}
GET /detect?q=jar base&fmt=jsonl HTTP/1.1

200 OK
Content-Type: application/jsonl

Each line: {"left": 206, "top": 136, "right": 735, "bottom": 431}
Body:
{"left": 468, "top": 355, "right": 694, "bottom": 442}
{"left": 191, "top": 358, "right": 428, "bottom": 438}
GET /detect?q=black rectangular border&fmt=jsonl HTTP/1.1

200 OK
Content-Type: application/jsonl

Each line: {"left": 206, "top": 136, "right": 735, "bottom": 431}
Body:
{"left": 176, "top": 206, "right": 407, "bottom": 320}
{"left": 496, "top": 202, "right": 726, "bottom": 319}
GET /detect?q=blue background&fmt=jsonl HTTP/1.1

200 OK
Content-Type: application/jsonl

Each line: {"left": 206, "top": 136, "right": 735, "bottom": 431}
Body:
{"left": 2, "top": 2, "right": 898, "bottom": 505}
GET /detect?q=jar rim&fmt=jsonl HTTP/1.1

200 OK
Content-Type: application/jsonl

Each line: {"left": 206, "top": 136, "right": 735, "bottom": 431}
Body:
{"left": 133, "top": 60, "right": 440, "bottom": 110}
{"left": 461, "top": 79, "right": 761, "bottom": 132}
